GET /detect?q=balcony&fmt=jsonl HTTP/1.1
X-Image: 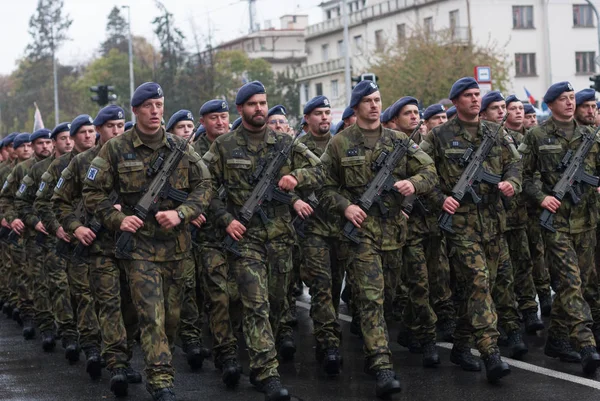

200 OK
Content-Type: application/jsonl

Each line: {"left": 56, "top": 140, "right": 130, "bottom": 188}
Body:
{"left": 297, "top": 57, "right": 348, "bottom": 80}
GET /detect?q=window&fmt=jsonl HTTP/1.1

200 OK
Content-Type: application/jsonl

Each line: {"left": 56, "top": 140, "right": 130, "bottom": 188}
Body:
{"left": 315, "top": 83, "right": 323, "bottom": 96}
{"left": 331, "top": 79, "right": 339, "bottom": 98}
{"left": 513, "top": 6, "right": 534, "bottom": 29}
{"left": 326, "top": 10, "right": 332, "bottom": 20}
{"left": 576, "top": 51, "right": 596, "bottom": 73}
{"left": 449, "top": 10, "right": 460, "bottom": 32}
{"left": 424, "top": 17, "right": 433, "bottom": 36}
{"left": 397, "top": 23, "right": 406, "bottom": 43}
{"left": 574, "top": 4, "right": 594, "bottom": 27}
{"left": 515, "top": 53, "right": 537, "bottom": 76}
{"left": 303, "top": 84, "right": 309, "bottom": 103}
{"left": 321, "top": 43, "right": 329, "bottom": 62}
{"left": 259, "top": 37, "right": 265, "bottom": 46}
{"left": 353, "top": 35, "right": 363, "bottom": 55}
{"left": 375, "top": 30, "right": 385, "bottom": 51}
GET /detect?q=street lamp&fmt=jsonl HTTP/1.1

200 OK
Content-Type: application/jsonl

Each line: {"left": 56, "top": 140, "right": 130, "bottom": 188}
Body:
{"left": 122, "top": 5, "right": 135, "bottom": 123}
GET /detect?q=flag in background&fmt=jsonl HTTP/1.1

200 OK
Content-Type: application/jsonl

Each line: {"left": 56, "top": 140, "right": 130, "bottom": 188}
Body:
{"left": 523, "top": 87, "right": 536, "bottom": 105}
{"left": 33, "top": 102, "right": 45, "bottom": 132}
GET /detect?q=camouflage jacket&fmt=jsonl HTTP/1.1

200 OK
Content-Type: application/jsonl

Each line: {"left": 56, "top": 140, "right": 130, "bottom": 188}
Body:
{"left": 320, "top": 124, "right": 438, "bottom": 251}
{"left": 82, "top": 127, "right": 213, "bottom": 262}
{"left": 193, "top": 133, "right": 212, "bottom": 157}
{"left": 521, "top": 118, "right": 600, "bottom": 234}
{"left": 16, "top": 155, "right": 54, "bottom": 230}
{"left": 35, "top": 150, "right": 79, "bottom": 236}
{"left": 0, "top": 159, "right": 16, "bottom": 221}
{"left": 421, "top": 117, "right": 522, "bottom": 242}
{"left": 203, "top": 125, "right": 323, "bottom": 245}
{"left": 504, "top": 128, "right": 529, "bottom": 230}
{"left": 0, "top": 156, "right": 41, "bottom": 224}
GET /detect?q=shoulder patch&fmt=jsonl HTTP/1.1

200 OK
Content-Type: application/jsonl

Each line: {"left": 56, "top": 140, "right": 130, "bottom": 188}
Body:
{"left": 38, "top": 181, "right": 46, "bottom": 193}
{"left": 17, "top": 183, "right": 27, "bottom": 194}
{"left": 2, "top": 180, "right": 8, "bottom": 191}
{"left": 86, "top": 167, "right": 99, "bottom": 181}
{"left": 56, "top": 177, "right": 64, "bottom": 189}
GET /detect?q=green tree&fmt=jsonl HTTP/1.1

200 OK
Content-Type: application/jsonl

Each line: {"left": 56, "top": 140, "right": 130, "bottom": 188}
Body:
{"left": 101, "top": 6, "right": 129, "bottom": 56}
{"left": 26, "top": 0, "right": 72, "bottom": 61}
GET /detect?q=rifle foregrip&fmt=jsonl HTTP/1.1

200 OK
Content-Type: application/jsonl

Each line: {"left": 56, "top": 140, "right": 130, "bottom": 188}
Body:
{"left": 222, "top": 235, "right": 242, "bottom": 257}
{"left": 342, "top": 221, "right": 361, "bottom": 244}
{"left": 438, "top": 212, "right": 456, "bottom": 234}
{"left": 539, "top": 210, "right": 556, "bottom": 233}
{"left": 115, "top": 232, "right": 134, "bottom": 259}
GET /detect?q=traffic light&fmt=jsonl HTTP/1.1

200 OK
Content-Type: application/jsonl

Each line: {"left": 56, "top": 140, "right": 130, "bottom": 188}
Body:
{"left": 90, "top": 85, "right": 118, "bottom": 106}
{"left": 590, "top": 75, "right": 600, "bottom": 92}
{"left": 351, "top": 72, "right": 378, "bottom": 88}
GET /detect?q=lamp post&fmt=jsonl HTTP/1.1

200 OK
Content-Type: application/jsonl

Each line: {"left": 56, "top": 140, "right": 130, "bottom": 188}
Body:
{"left": 122, "top": 5, "right": 135, "bottom": 123}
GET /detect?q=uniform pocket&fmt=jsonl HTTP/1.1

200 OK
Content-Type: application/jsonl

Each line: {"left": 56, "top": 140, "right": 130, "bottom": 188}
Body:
{"left": 117, "top": 161, "right": 145, "bottom": 194}
{"left": 341, "top": 156, "right": 368, "bottom": 187}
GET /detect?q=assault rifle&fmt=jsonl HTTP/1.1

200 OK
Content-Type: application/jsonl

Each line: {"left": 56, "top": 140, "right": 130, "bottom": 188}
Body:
{"left": 115, "top": 133, "right": 193, "bottom": 259}
{"left": 221, "top": 138, "right": 296, "bottom": 257}
{"left": 438, "top": 114, "right": 508, "bottom": 234}
{"left": 342, "top": 121, "right": 423, "bottom": 244}
{"left": 540, "top": 126, "right": 600, "bottom": 232}
{"left": 56, "top": 199, "right": 86, "bottom": 258}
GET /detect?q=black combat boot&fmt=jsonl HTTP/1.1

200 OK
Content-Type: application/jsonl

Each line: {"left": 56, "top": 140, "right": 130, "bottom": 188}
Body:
{"left": 262, "top": 377, "right": 290, "bottom": 401}
{"left": 152, "top": 387, "right": 176, "bottom": 401}
{"left": 12, "top": 307, "right": 22, "bottom": 326}
{"left": 523, "top": 311, "right": 544, "bottom": 334}
{"left": 539, "top": 293, "right": 552, "bottom": 317}
{"left": 85, "top": 347, "right": 102, "bottom": 379}
{"left": 422, "top": 342, "right": 440, "bottom": 367}
{"left": 221, "top": 358, "right": 242, "bottom": 388}
{"left": 497, "top": 326, "right": 508, "bottom": 346}
{"left": 63, "top": 337, "right": 80, "bottom": 363}
{"left": 182, "top": 342, "right": 205, "bottom": 370}
{"left": 277, "top": 335, "right": 296, "bottom": 361}
{"left": 41, "top": 331, "right": 56, "bottom": 352}
{"left": 375, "top": 369, "right": 401, "bottom": 398}
{"left": 2, "top": 302, "right": 12, "bottom": 317}
{"left": 506, "top": 330, "right": 528, "bottom": 360}
{"left": 544, "top": 337, "right": 581, "bottom": 362}
{"left": 124, "top": 366, "right": 142, "bottom": 383}
{"left": 581, "top": 346, "right": 600, "bottom": 375}
{"left": 22, "top": 318, "right": 36, "bottom": 340}
{"left": 437, "top": 319, "right": 456, "bottom": 343}
{"left": 322, "top": 347, "right": 342, "bottom": 376}
{"left": 109, "top": 368, "right": 128, "bottom": 397}
{"left": 450, "top": 345, "right": 481, "bottom": 371}
{"left": 483, "top": 352, "right": 511, "bottom": 383}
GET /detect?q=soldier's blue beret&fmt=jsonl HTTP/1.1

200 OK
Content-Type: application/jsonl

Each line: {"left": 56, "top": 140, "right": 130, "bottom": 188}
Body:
{"left": 200, "top": 99, "right": 229, "bottom": 116}
{"left": 446, "top": 106, "right": 457, "bottom": 118}
{"left": 3, "top": 133, "right": 18, "bottom": 147}
{"left": 349, "top": 80, "right": 379, "bottom": 109}
{"left": 331, "top": 120, "right": 344, "bottom": 135}
{"left": 523, "top": 104, "right": 535, "bottom": 114}
{"left": 505, "top": 95, "right": 521, "bottom": 106}
{"left": 231, "top": 117, "right": 242, "bottom": 130}
{"left": 194, "top": 124, "right": 206, "bottom": 140}
{"left": 480, "top": 91, "right": 505, "bottom": 113}
{"left": 597, "top": 101, "right": 600, "bottom": 109}
{"left": 576, "top": 88, "right": 596, "bottom": 106}
{"left": 93, "top": 105, "right": 125, "bottom": 126}
{"left": 381, "top": 107, "right": 392, "bottom": 123}
{"left": 70, "top": 114, "right": 94, "bottom": 136}
{"left": 30, "top": 128, "right": 51, "bottom": 143}
{"left": 235, "top": 81, "right": 266, "bottom": 105}
{"left": 342, "top": 107, "right": 355, "bottom": 120}
{"left": 166, "top": 110, "right": 194, "bottom": 132}
{"left": 543, "top": 81, "right": 574, "bottom": 105}
{"left": 268, "top": 105, "right": 287, "bottom": 117}
{"left": 13, "top": 133, "right": 31, "bottom": 149}
{"left": 131, "top": 82, "right": 164, "bottom": 107}
{"left": 423, "top": 104, "right": 446, "bottom": 120}
{"left": 124, "top": 121, "right": 133, "bottom": 131}
{"left": 51, "top": 122, "right": 71, "bottom": 139}
{"left": 449, "top": 77, "right": 479, "bottom": 100}
{"left": 304, "top": 96, "right": 331, "bottom": 115}
{"left": 387, "top": 97, "right": 418, "bottom": 121}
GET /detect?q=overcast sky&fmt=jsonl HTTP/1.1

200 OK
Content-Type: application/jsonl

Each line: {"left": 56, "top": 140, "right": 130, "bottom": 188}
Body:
{"left": 1, "top": 0, "right": 324, "bottom": 75}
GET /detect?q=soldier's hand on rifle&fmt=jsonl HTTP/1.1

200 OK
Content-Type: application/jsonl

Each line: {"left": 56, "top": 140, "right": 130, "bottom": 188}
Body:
{"left": 442, "top": 197, "right": 460, "bottom": 215}
{"left": 74, "top": 226, "right": 96, "bottom": 246}
{"left": 541, "top": 196, "right": 561, "bottom": 214}
{"left": 191, "top": 214, "right": 206, "bottom": 228}
{"left": 34, "top": 221, "right": 48, "bottom": 235}
{"left": 278, "top": 175, "right": 298, "bottom": 191}
{"left": 394, "top": 180, "right": 415, "bottom": 196}
{"left": 498, "top": 181, "right": 515, "bottom": 197}
{"left": 156, "top": 211, "right": 181, "bottom": 230}
{"left": 344, "top": 205, "right": 367, "bottom": 228}
{"left": 293, "top": 200, "right": 313, "bottom": 220}
{"left": 1, "top": 218, "right": 9, "bottom": 229}
{"left": 10, "top": 219, "right": 24, "bottom": 235}
{"left": 56, "top": 226, "right": 71, "bottom": 242}
{"left": 226, "top": 220, "right": 246, "bottom": 241}
{"left": 120, "top": 215, "right": 144, "bottom": 233}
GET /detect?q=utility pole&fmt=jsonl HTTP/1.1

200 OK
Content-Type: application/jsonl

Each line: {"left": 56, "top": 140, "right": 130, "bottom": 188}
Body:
{"left": 341, "top": 0, "right": 352, "bottom": 104}
{"left": 122, "top": 5, "right": 136, "bottom": 123}
{"left": 51, "top": 25, "right": 59, "bottom": 126}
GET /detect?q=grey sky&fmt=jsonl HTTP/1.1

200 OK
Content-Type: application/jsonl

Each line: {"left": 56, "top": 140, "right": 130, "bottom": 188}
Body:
{"left": 1, "top": 0, "right": 324, "bottom": 75}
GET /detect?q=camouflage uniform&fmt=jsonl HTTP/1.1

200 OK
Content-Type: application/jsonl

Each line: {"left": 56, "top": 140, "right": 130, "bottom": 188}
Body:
{"left": 422, "top": 117, "right": 522, "bottom": 358}
{"left": 0, "top": 160, "right": 17, "bottom": 309}
{"left": 320, "top": 124, "right": 437, "bottom": 371}
{"left": 82, "top": 127, "right": 213, "bottom": 393}
{"left": 53, "top": 143, "right": 138, "bottom": 371}
{"left": 204, "top": 125, "right": 323, "bottom": 382}
{"left": 521, "top": 118, "right": 600, "bottom": 348}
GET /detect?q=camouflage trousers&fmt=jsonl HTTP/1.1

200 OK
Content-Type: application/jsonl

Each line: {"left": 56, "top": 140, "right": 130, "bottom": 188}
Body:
{"left": 279, "top": 243, "right": 303, "bottom": 341}
{"left": 201, "top": 245, "right": 241, "bottom": 364}
{"left": 299, "top": 234, "right": 343, "bottom": 350}
{"left": 345, "top": 242, "right": 400, "bottom": 371}
{"left": 230, "top": 238, "right": 293, "bottom": 382}
{"left": 90, "top": 254, "right": 138, "bottom": 370}
{"left": 125, "top": 258, "right": 185, "bottom": 393}
{"left": 67, "top": 258, "right": 100, "bottom": 351}
{"left": 25, "top": 237, "right": 54, "bottom": 333}
{"left": 178, "top": 252, "right": 205, "bottom": 347}
{"left": 1, "top": 242, "right": 18, "bottom": 306}
{"left": 11, "top": 238, "right": 35, "bottom": 320}
{"left": 402, "top": 234, "right": 439, "bottom": 344}
{"left": 528, "top": 214, "right": 551, "bottom": 298}
{"left": 46, "top": 247, "right": 76, "bottom": 340}
{"left": 428, "top": 235, "right": 456, "bottom": 324}
{"left": 505, "top": 228, "right": 539, "bottom": 314}
{"left": 447, "top": 235, "right": 501, "bottom": 358}
{"left": 543, "top": 229, "right": 598, "bottom": 349}
{"left": 0, "top": 243, "right": 9, "bottom": 301}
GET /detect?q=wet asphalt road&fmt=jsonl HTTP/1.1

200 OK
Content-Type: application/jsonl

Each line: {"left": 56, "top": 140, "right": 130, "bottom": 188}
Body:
{"left": 2, "top": 292, "right": 600, "bottom": 401}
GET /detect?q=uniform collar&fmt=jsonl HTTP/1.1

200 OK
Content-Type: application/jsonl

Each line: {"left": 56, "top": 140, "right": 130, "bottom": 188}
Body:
{"left": 131, "top": 126, "right": 170, "bottom": 149}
